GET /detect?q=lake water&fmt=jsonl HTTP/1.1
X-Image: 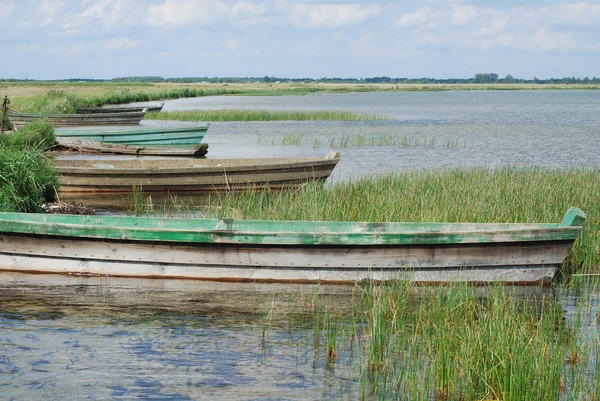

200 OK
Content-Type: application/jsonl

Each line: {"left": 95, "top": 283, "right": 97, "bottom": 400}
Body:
{"left": 2, "top": 90, "right": 600, "bottom": 399}
{"left": 157, "top": 90, "right": 600, "bottom": 182}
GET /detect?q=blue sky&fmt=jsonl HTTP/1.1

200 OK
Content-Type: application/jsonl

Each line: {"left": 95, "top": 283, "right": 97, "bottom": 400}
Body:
{"left": 4, "top": 0, "right": 600, "bottom": 80}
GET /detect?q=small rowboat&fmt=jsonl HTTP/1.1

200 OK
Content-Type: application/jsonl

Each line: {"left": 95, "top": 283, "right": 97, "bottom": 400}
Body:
{"left": 0, "top": 207, "right": 585, "bottom": 285}
{"left": 7, "top": 109, "right": 146, "bottom": 128}
{"left": 51, "top": 151, "right": 341, "bottom": 206}
{"left": 54, "top": 124, "right": 210, "bottom": 146}
{"left": 52, "top": 137, "right": 208, "bottom": 158}
{"left": 75, "top": 103, "right": 164, "bottom": 114}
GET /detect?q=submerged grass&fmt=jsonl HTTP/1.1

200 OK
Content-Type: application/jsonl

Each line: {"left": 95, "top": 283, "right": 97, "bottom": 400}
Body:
{"left": 269, "top": 282, "right": 585, "bottom": 400}
{"left": 145, "top": 109, "right": 387, "bottom": 122}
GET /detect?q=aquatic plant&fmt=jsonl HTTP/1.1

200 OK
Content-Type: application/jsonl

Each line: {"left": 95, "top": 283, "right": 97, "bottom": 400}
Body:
{"left": 145, "top": 109, "right": 386, "bottom": 122}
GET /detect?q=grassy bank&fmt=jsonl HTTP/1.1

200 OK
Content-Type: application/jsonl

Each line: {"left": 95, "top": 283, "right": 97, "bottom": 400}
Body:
{"left": 145, "top": 109, "right": 387, "bottom": 122}
{"left": 136, "top": 169, "right": 599, "bottom": 277}
{"left": 0, "top": 120, "right": 59, "bottom": 212}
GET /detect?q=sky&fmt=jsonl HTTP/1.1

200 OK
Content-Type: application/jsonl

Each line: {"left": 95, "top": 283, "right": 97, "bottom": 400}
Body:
{"left": 4, "top": 0, "right": 600, "bottom": 80}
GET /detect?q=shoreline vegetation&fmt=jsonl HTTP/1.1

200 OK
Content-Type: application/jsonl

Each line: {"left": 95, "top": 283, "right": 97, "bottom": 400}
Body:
{"left": 3, "top": 81, "right": 600, "bottom": 114}
{"left": 145, "top": 109, "right": 386, "bottom": 122}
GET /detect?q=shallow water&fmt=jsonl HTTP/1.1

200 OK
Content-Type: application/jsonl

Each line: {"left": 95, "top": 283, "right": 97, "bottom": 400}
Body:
{"left": 0, "top": 273, "right": 561, "bottom": 400}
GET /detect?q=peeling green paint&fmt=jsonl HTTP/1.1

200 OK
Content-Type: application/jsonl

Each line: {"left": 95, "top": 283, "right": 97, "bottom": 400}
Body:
{"left": 0, "top": 209, "right": 585, "bottom": 246}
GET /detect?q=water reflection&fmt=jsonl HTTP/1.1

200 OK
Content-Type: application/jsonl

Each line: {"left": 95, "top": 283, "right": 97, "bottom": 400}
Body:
{"left": 0, "top": 273, "right": 557, "bottom": 400}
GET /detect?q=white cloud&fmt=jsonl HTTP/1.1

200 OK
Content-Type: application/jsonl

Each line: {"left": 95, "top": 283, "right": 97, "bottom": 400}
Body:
{"left": 147, "top": 0, "right": 221, "bottom": 27}
{"left": 290, "top": 3, "right": 380, "bottom": 29}
{"left": 147, "top": 0, "right": 265, "bottom": 27}
{"left": 39, "top": 0, "right": 66, "bottom": 24}
{"left": 230, "top": 1, "right": 267, "bottom": 19}
{"left": 475, "top": 17, "right": 508, "bottom": 36}
{"left": 466, "top": 33, "right": 513, "bottom": 49}
{"left": 80, "top": 0, "right": 124, "bottom": 21}
{"left": 0, "top": 2, "right": 14, "bottom": 17}
{"left": 451, "top": 4, "right": 476, "bottom": 26}
{"left": 529, "top": 28, "right": 576, "bottom": 51}
{"left": 105, "top": 38, "right": 141, "bottom": 51}
{"left": 395, "top": 7, "right": 434, "bottom": 28}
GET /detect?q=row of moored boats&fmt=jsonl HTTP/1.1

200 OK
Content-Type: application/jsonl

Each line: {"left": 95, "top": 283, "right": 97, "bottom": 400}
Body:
{"left": 0, "top": 99, "right": 587, "bottom": 286}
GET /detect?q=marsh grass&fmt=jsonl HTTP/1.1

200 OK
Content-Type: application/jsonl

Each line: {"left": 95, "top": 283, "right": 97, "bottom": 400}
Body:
{"left": 146, "top": 109, "right": 387, "bottom": 122}
{"left": 9, "top": 88, "right": 267, "bottom": 114}
{"left": 0, "top": 120, "right": 59, "bottom": 212}
{"left": 256, "top": 281, "right": 594, "bottom": 400}
{"left": 259, "top": 134, "right": 464, "bottom": 149}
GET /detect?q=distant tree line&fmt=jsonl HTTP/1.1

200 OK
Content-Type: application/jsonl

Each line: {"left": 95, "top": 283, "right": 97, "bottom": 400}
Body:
{"left": 3, "top": 74, "right": 600, "bottom": 85}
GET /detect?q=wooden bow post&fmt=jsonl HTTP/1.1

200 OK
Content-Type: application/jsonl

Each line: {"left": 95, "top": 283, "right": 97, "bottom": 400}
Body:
{"left": 0, "top": 96, "right": 9, "bottom": 133}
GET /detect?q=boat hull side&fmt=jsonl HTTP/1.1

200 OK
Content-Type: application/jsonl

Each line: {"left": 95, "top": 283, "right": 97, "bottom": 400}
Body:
{"left": 0, "top": 233, "right": 570, "bottom": 285}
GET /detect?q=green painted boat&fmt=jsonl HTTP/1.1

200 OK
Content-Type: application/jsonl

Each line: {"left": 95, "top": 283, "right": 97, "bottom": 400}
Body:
{"left": 54, "top": 124, "right": 210, "bottom": 146}
{"left": 0, "top": 207, "right": 586, "bottom": 285}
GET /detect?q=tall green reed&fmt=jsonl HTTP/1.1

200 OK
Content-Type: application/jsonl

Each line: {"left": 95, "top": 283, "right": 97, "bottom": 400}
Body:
{"left": 0, "top": 120, "right": 59, "bottom": 212}
{"left": 146, "top": 109, "right": 386, "bottom": 122}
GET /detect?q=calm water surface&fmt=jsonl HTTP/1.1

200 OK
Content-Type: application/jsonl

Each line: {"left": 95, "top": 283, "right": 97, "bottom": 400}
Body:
{"left": 156, "top": 90, "right": 600, "bottom": 181}
{"left": 2, "top": 91, "right": 600, "bottom": 399}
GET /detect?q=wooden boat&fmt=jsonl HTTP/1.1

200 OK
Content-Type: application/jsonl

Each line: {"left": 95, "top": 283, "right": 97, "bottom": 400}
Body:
{"left": 76, "top": 103, "right": 164, "bottom": 114}
{"left": 52, "top": 137, "right": 208, "bottom": 157}
{"left": 7, "top": 109, "right": 146, "bottom": 128}
{"left": 54, "top": 123, "right": 210, "bottom": 146}
{"left": 0, "top": 207, "right": 585, "bottom": 285}
{"left": 52, "top": 151, "right": 341, "bottom": 201}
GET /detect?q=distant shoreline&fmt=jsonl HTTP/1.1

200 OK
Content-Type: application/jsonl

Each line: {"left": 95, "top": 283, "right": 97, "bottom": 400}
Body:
{"left": 2, "top": 82, "right": 600, "bottom": 102}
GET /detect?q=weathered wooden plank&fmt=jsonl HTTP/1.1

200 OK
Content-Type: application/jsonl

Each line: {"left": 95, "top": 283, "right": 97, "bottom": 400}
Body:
{"left": 7, "top": 110, "right": 146, "bottom": 128}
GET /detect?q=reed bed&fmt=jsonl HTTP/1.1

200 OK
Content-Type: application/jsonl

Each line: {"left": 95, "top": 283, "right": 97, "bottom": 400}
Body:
{"left": 138, "top": 169, "right": 600, "bottom": 276}
{"left": 257, "top": 281, "right": 598, "bottom": 400}
{"left": 263, "top": 133, "right": 463, "bottom": 148}
{"left": 6, "top": 86, "right": 376, "bottom": 114}
{"left": 145, "top": 109, "right": 386, "bottom": 122}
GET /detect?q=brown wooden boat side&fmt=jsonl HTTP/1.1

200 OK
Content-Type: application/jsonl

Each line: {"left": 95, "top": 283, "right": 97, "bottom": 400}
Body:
{"left": 7, "top": 110, "right": 146, "bottom": 128}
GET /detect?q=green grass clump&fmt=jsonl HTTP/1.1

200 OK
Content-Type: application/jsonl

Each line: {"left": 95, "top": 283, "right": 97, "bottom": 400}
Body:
{"left": 0, "top": 120, "right": 59, "bottom": 212}
{"left": 145, "top": 109, "right": 387, "bottom": 122}
{"left": 3, "top": 119, "right": 57, "bottom": 149}
{"left": 279, "top": 282, "right": 577, "bottom": 400}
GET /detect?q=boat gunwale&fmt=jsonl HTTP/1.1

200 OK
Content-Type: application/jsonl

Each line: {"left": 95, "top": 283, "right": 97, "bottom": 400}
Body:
{"left": 8, "top": 110, "right": 148, "bottom": 118}
{"left": 51, "top": 155, "right": 341, "bottom": 175}
{"left": 54, "top": 124, "right": 210, "bottom": 136}
{"left": 0, "top": 213, "right": 584, "bottom": 246}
